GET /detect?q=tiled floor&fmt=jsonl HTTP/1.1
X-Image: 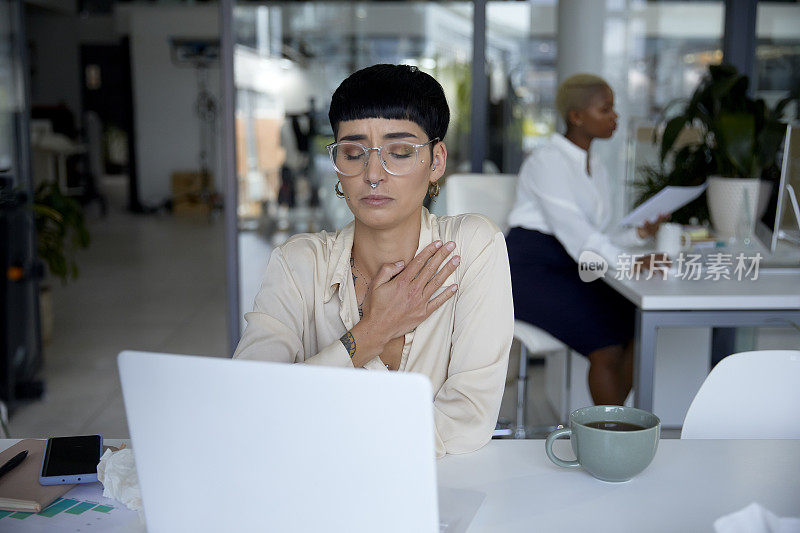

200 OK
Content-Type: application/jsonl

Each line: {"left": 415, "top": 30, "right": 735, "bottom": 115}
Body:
{"left": 9, "top": 179, "right": 228, "bottom": 438}
{"left": 9, "top": 180, "right": 676, "bottom": 439}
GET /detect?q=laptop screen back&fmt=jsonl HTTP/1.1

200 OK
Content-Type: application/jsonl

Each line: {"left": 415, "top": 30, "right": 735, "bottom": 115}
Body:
{"left": 118, "top": 351, "right": 439, "bottom": 533}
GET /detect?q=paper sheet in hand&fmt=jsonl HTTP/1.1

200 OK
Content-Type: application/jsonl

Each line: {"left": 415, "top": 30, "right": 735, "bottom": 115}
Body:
{"left": 620, "top": 182, "right": 708, "bottom": 227}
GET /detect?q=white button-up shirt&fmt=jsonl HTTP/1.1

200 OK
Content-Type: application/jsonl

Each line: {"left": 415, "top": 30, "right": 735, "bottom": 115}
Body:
{"left": 234, "top": 208, "right": 514, "bottom": 458}
{"left": 508, "top": 133, "right": 645, "bottom": 268}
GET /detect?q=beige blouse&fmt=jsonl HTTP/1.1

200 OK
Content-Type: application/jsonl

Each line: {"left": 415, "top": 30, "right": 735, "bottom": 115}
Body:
{"left": 234, "top": 208, "right": 514, "bottom": 458}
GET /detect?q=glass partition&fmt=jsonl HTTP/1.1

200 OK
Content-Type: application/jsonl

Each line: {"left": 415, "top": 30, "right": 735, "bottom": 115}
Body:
{"left": 755, "top": 1, "right": 800, "bottom": 109}
{"left": 233, "top": 2, "right": 473, "bottom": 331}
{"left": 483, "top": 0, "right": 723, "bottom": 219}
{"left": 486, "top": 0, "right": 557, "bottom": 174}
{"left": 227, "top": 0, "right": 730, "bottom": 341}
{"left": 606, "top": 0, "right": 724, "bottom": 216}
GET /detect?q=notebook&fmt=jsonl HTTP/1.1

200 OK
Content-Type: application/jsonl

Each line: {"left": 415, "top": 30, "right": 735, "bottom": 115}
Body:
{"left": 0, "top": 439, "right": 75, "bottom": 513}
{"left": 118, "top": 350, "right": 441, "bottom": 533}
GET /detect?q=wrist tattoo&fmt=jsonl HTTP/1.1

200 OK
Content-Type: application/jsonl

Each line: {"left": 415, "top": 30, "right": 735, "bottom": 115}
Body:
{"left": 340, "top": 331, "right": 357, "bottom": 358}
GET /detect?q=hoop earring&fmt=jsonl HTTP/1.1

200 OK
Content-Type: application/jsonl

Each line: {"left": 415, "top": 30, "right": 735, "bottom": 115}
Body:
{"left": 428, "top": 181, "right": 441, "bottom": 199}
{"left": 334, "top": 180, "right": 345, "bottom": 199}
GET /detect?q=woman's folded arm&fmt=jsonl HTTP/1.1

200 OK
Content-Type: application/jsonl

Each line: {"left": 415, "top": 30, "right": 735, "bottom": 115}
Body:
{"left": 433, "top": 221, "right": 513, "bottom": 458}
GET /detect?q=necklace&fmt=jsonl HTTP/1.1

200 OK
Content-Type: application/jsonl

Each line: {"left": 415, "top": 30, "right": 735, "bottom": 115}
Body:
{"left": 350, "top": 256, "right": 370, "bottom": 318}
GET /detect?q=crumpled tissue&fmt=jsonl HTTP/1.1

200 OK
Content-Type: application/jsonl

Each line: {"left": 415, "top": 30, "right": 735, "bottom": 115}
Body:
{"left": 714, "top": 503, "right": 800, "bottom": 533}
{"left": 97, "top": 446, "right": 145, "bottom": 522}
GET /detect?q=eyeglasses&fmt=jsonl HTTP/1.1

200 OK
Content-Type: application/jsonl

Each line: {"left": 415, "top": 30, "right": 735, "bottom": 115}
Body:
{"left": 326, "top": 138, "right": 439, "bottom": 177}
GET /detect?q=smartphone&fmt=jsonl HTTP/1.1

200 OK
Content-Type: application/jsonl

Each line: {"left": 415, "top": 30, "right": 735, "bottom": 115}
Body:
{"left": 39, "top": 435, "right": 103, "bottom": 485}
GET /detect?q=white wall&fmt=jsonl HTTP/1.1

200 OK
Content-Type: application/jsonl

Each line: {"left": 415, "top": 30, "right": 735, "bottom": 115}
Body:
{"left": 124, "top": 5, "right": 221, "bottom": 206}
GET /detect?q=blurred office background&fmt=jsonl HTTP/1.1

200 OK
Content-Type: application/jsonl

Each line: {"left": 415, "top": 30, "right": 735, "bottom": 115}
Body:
{"left": 1, "top": 0, "right": 798, "bottom": 438}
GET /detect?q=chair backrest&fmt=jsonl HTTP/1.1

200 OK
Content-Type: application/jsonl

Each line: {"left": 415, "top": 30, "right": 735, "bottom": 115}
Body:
{"left": 681, "top": 350, "right": 800, "bottom": 439}
{"left": 443, "top": 173, "right": 518, "bottom": 233}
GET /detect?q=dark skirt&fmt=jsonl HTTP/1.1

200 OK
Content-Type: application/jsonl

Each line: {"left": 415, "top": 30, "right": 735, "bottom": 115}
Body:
{"left": 506, "top": 227, "right": 635, "bottom": 357}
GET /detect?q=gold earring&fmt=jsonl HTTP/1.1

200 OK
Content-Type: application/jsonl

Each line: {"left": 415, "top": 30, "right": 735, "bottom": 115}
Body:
{"left": 428, "top": 181, "right": 441, "bottom": 199}
{"left": 335, "top": 180, "right": 345, "bottom": 199}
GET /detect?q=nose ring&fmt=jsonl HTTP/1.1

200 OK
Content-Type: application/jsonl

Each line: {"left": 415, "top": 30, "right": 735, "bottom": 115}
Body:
{"left": 369, "top": 181, "right": 378, "bottom": 189}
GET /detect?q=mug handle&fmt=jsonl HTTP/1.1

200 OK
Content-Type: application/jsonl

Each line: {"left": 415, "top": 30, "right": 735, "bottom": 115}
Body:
{"left": 545, "top": 427, "right": 580, "bottom": 468}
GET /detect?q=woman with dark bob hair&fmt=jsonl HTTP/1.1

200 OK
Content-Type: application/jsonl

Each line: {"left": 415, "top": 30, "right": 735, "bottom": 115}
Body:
{"left": 235, "top": 64, "right": 513, "bottom": 458}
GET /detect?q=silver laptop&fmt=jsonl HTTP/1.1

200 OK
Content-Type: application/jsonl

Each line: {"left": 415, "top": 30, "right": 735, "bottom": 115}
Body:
{"left": 118, "top": 350, "right": 439, "bottom": 533}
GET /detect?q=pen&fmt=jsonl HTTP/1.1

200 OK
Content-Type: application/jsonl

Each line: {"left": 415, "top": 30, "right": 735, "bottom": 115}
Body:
{"left": 0, "top": 450, "right": 28, "bottom": 480}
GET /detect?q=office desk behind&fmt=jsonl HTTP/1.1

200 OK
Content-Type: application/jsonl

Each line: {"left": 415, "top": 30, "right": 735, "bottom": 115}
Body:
{"left": 604, "top": 269, "right": 800, "bottom": 412}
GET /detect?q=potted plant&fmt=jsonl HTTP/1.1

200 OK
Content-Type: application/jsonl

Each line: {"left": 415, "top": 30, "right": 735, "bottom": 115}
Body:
{"left": 641, "top": 64, "right": 797, "bottom": 238}
{"left": 33, "top": 180, "right": 90, "bottom": 342}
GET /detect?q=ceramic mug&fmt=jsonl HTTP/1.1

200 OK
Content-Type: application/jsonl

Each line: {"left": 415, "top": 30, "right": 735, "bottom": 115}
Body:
{"left": 656, "top": 223, "right": 691, "bottom": 259}
{"left": 545, "top": 405, "right": 661, "bottom": 482}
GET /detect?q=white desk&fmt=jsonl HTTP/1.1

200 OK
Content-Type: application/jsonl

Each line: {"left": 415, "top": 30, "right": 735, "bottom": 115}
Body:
{"left": 3, "top": 439, "right": 797, "bottom": 532}
{"left": 438, "top": 439, "right": 800, "bottom": 532}
{"left": 604, "top": 270, "right": 800, "bottom": 412}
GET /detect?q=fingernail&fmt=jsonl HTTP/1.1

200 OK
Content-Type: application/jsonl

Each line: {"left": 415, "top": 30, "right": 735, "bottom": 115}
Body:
{"left": 395, "top": 261, "right": 404, "bottom": 267}
{"left": 446, "top": 241, "right": 456, "bottom": 251}
{"left": 434, "top": 240, "right": 443, "bottom": 248}
{"left": 450, "top": 284, "right": 458, "bottom": 292}
{"left": 451, "top": 256, "right": 460, "bottom": 266}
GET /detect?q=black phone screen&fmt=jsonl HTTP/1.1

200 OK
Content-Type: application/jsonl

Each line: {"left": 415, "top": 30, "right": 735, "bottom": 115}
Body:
{"left": 41, "top": 435, "right": 102, "bottom": 477}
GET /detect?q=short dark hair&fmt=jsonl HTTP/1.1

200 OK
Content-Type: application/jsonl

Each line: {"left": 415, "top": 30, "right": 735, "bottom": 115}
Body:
{"left": 328, "top": 64, "right": 450, "bottom": 143}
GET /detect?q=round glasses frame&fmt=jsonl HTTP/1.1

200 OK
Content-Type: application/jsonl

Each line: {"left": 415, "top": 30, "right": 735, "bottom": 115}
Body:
{"left": 326, "top": 138, "right": 440, "bottom": 176}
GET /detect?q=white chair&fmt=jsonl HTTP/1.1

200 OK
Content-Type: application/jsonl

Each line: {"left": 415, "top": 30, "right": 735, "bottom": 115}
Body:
{"left": 681, "top": 350, "right": 800, "bottom": 439}
{"left": 443, "top": 173, "right": 572, "bottom": 437}
{"left": 443, "top": 173, "right": 517, "bottom": 233}
{"left": 512, "top": 320, "right": 571, "bottom": 437}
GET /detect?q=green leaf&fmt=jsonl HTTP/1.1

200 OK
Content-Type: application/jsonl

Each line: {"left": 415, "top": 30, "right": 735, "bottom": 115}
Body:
{"left": 31, "top": 179, "right": 91, "bottom": 283}
{"left": 757, "top": 120, "right": 788, "bottom": 171}
{"left": 709, "top": 64, "right": 738, "bottom": 81}
{"left": 717, "top": 112, "right": 756, "bottom": 178}
{"left": 32, "top": 204, "right": 64, "bottom": 223}
{"left": 710, "top": 73, "right": 741, "bottom": 102}
{"left": 725, "top": 76, "right": 750, "bottom": 110}
{"left": 687, "top": 80, "right": 712, "bottom": 121}
{"left": 771, "top": 89, "right": 799, "bottom": 120}
{"left": 660, "top": 116, "right": 687, "bottom": 163}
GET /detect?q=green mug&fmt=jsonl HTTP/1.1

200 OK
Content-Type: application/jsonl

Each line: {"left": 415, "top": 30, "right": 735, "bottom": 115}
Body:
{"left": 545, "top": 405, "right": 661, "bottom": 482}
